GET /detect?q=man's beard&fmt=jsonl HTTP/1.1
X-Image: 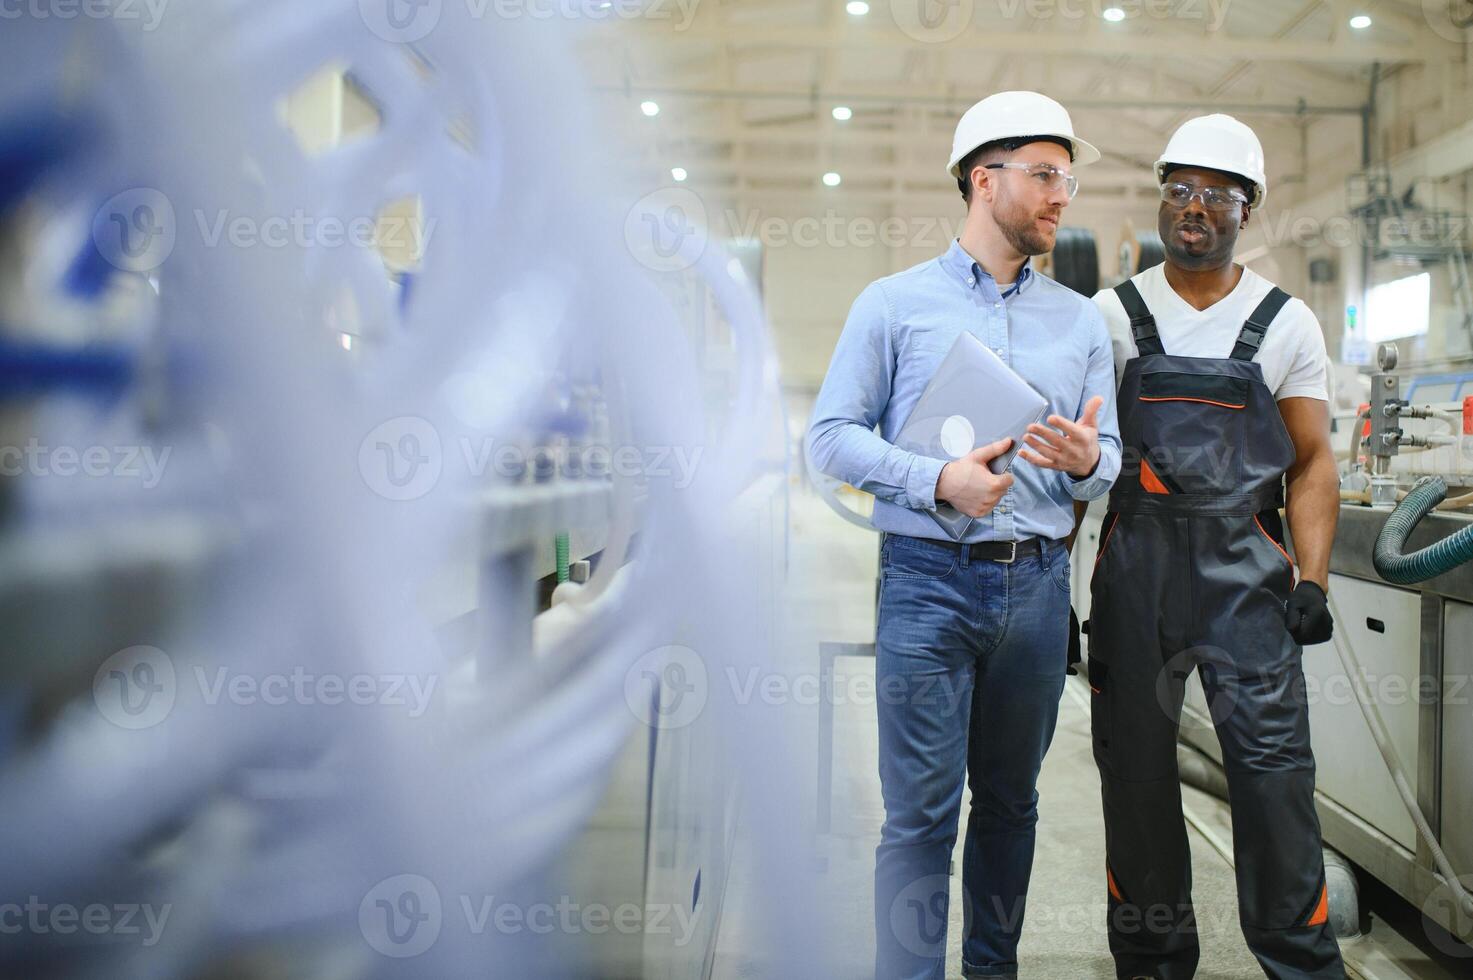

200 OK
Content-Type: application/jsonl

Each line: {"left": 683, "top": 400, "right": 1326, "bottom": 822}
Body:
{"left": 993, "top": 189, "right": 1056, "bottom": 257}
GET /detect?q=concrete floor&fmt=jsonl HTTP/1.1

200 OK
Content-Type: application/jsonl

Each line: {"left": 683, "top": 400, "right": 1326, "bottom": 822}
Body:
{"left": 710, "top": 485, "right": 1459, "bottom": 980}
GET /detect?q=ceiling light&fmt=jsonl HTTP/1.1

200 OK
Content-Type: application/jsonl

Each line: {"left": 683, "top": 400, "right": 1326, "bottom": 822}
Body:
{"left": 832, "top": 106, "right": 853, "bottom": 121}
{"left": 1349, "top": 14, "right": 1371, "bottom": 29}
{"left": 846, "top": 1, "right": 869, "bottom": 16}
{"left": 1102, "top": 6, "right": 1125, "bottom": 21}
{"left": 640, "top": 100, "right": 660, "bottom": 117}
{"left": 822, "top": 172, "right": 842, "bottom": 187}
{"left": 671, "top": 167, "right": 687, "bottom": 182}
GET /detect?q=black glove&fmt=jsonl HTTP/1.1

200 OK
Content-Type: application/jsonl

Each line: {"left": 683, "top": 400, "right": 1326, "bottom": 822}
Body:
{"left": 1066, "top": 607, "right": 1082, "bottom": 675}
{"left": 1285, "top": 581, "right": 1333, "bottom": 645}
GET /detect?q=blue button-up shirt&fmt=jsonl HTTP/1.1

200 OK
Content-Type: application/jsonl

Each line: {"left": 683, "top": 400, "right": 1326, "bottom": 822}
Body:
{"left": 807, "top": 239, "right": 1122, "bottom": 543}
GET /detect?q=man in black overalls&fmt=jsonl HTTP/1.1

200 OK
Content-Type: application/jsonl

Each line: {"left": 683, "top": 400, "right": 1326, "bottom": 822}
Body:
{"left": 1087, "top": 115, "right": 1345, "bottom": 978}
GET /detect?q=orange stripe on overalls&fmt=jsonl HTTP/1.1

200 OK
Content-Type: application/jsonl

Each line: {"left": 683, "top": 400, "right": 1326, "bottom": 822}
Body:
{"left": 1140, "top": 458, "right": 1171, "bottom": 495}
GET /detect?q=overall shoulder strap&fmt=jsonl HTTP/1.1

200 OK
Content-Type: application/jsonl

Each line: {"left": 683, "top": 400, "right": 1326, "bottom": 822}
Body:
{"left": 1113, "top": 280, "right": 1165, "bottom": 356}
{"left": 1230, "top": 287, "right": 1291, "bottom": 361}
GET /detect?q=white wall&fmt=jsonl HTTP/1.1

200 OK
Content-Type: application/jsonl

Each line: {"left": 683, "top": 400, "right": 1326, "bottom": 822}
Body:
{"left": 739, "top": 58, "right": 1473, "bottom": 399}
{"left": 721, "top": 196, "right": 1158, "bottom": 392}
{"left": 1238, "top": 61, "right": 1473, "bottom": 370}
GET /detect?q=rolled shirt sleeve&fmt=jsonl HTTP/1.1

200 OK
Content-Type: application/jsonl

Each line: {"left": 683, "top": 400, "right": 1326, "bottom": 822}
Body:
{"left": 806, "top": 283, "right": 946, "bottom": 512}
{"left": 1062, "top": 305, "right": 1122, "bottom": 501}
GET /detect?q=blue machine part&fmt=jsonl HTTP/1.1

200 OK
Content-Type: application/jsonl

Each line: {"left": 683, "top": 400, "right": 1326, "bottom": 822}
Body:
{"left": 0, "top": 112, "right": 92, "bottom": 214}
{"left": 0, "top": 338, "right": 133, "bottom": 400}
{"left": 1405, "top": 372, "right": 1473, "bottom": 405}
{"left": 0, "top": 109, "right": 137, "bottom": 389}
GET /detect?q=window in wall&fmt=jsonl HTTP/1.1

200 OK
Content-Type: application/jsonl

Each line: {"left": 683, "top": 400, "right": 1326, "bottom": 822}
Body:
{"left": 1364, "top": 271, "right": 1431, "bottom": 343}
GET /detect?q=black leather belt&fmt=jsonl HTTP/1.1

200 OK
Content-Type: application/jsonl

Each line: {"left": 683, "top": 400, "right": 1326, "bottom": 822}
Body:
{"left": 889, "top": 534, "right": 1048, "bottom": 565}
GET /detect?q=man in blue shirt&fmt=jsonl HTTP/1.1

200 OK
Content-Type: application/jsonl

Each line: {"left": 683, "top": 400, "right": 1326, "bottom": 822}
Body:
{"left": 807, "top": 91, "right": 1122, "bottom": 980}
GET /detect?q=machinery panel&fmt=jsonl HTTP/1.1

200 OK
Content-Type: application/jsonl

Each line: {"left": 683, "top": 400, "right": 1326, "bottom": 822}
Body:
{"left": 1443, "top": 601, "right": 1473, "bottom": 879}
{"left": 557, "top": 724, "right": 657, "bottom": 978}
{"left": 1303, "top": 574, "right": 1424, "bottom": 853}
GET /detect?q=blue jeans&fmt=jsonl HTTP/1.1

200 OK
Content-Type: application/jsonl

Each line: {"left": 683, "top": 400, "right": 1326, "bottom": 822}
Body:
{"left": 873, "top": 533, "right": 1071, "bottom": 980}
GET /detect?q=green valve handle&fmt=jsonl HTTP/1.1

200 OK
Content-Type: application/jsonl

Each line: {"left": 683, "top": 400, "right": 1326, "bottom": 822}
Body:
{"left": 555, "top": 532, "right": 570, "bottom": 584}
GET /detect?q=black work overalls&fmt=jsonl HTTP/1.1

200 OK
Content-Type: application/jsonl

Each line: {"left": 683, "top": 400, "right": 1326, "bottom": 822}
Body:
{"left": 1087, "top": 280, "right": 1345, "bottom": 979}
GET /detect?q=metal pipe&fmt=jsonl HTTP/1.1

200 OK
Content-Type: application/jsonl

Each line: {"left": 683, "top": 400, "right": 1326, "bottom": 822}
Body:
{"left": 1358, "top": 62, "right": 1380, "bottom": 349}
{"left": 1363, "top": 62, "right": 1380, "bottom": 169}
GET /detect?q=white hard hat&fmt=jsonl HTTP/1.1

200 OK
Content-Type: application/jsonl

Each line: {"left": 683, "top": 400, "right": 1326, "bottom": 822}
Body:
{"left": 947, "top": 91, "right": 1100, "bottom": 179}
{"left": 1154, "top": 114, "right": 1267, "bottom": 208}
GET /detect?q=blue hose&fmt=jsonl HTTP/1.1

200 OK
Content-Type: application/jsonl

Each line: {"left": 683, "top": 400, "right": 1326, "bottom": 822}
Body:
{"left": 0, "top": 112, "right": 91, "bottom": 213}
{"left": 0, "top": 339, "right": 133, "bottom": 400}
{"left": 1373, "top": 476, "right": 1473, "bottom": 585}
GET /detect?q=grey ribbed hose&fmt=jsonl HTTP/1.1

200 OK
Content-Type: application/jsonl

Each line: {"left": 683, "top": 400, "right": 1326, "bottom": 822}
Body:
{"left": 1373, "top": 476, "right": 1473, "bottom": 584}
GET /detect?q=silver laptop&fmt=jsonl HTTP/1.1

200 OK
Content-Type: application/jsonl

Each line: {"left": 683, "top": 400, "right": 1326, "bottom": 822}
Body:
{"left": 894, "top": 331, "right": 1050, "bottom": 540}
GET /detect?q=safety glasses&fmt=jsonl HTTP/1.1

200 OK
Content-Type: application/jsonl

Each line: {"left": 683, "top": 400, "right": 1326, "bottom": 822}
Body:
{"left": 1160, "top": 181, "right": 1248, "bottom": 212}
{"left": 983, "top": 162, "right": 1079, "bottom": 200}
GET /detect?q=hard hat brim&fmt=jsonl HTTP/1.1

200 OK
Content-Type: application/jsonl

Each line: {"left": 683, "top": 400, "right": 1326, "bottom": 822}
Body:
{"left": 1070, "top": 136, "right": 1102, "bottom": 167}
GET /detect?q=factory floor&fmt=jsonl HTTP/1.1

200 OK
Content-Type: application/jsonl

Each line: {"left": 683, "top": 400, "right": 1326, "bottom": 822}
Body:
{"left": 709, "top": 486, "right": 1460, "bottom": 980}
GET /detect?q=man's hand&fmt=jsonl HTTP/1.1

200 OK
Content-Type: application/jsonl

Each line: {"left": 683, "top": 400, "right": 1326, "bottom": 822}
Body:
{"left": 1285, "top": 580, "right": 1334, "bottom": 645}
{"left": 1020, "top": 395, "right": 1105, "bottom": 478}
{"left": 936, "top": 438, "right": 1016, "bottom": 518}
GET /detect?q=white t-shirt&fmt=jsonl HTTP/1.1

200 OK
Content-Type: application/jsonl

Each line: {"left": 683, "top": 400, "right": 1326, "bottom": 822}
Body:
{"left": 1092, "top": 264, "right": 1330, "bottom": 402}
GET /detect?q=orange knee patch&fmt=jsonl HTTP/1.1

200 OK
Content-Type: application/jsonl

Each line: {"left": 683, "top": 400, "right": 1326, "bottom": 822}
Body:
{"left": 1306, "top": 883, "right": 1329, "bottom": 927}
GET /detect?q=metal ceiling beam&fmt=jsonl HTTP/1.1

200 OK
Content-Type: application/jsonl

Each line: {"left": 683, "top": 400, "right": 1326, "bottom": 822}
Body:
{"left": 621, "top": 125, "right": 1191, "bottom": 180}
{"left": 1319, "top": 0, "right": 1445, "bottom": 44}
{"left": 1163, "top": 0, "right": 1326, "bottom": 130}
{"left": 592, "top": 82, "right": 1367, "bottom": 115}
{"left": 624, "top": 156, "right": 1155, "bottom": 188}
{"left": 612, "top": 23, "right": 1443, "bottom": 65}
{"left": 675, "top": 184, "right": 1155, "bottom": 212}
{"left": 643, "top": 114, "right": 1164, "bottom": 144}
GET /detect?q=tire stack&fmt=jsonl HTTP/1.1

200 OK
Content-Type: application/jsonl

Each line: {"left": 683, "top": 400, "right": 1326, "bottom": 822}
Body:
{"left": 1049, "top": 226, "right": 1099, "bottom": 297}
{"left": 1117, "top": 223, "right": 1165, "bottom": 281}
